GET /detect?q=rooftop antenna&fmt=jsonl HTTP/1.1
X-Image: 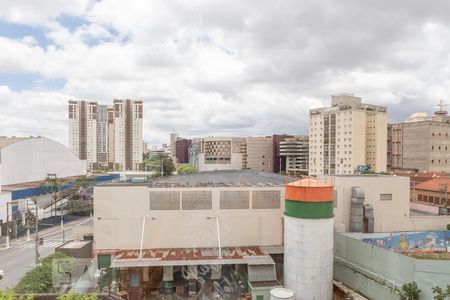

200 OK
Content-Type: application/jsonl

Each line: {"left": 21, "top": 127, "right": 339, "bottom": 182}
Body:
{"left": 431, "top": 100, "right": 448, "bottom": 115}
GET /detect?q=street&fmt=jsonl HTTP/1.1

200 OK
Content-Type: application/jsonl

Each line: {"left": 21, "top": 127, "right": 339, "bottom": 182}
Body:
{"left": 0, "top": 218, "right": 92, "bottom": 290}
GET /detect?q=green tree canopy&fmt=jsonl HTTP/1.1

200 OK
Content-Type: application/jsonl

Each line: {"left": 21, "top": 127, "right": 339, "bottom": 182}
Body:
{"left": 145, "top": 154, "right": 175, "bottom": 176}
{"left": 15, "top": 252, "right": 75, "bottom": 294}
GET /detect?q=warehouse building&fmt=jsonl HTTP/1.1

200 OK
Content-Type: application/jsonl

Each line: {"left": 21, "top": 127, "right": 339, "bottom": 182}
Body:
{"left": 93, "top": 170, "right": 296, "bottom": 299}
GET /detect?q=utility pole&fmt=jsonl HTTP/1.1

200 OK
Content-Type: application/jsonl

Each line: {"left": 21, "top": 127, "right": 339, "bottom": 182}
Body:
{"left": 5, "top": 202, "right": 11, "bottom": 248}
{"left": 35, "top": 202, "right": 39, "bottom": 266}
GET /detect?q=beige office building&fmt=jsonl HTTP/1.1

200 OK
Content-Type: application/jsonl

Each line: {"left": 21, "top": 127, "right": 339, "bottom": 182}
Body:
{"left": 279, "top": 135, "right": 309, "bottom": 175}
{"left": 388, "top": 109, "right": 450, "bottom": 172}
{"left": 242, "top": 137, "right": 273, "bottom": 172}
{"left": 191, "top": 136, "right": 273, "bottom": 172}
{"left": 68, "top": 100, "right": 98, "bottom": 171}
{"left": 309, "top": 94, "right": 387, "bottom": 176}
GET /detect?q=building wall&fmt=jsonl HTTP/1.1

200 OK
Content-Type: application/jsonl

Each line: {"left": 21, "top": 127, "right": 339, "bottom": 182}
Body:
{"left": 319, "top": 175, "right": 411, "bottom": 232}
{"left": 94, "top": 185, "right": 285, "bottom": 250}
{"left": 97, "top": 105, "right": 108, "bottom": 165}
{"left": 390, "top": 121, "right": 450, "bottom": 172}
{"left": 1, "top": 137, "right": 86, "bottom": 186}
{"left": 245, "top": 137, "right": 273, "bottom": 172}
{"left": 112, "top": 100, "right": 143, "bottom": 171}
{"left": 334, "top": 232, "right": 450, "bottom": 300}
{"left": 196, "top": 137, "right": 245, "bottom": 172}
{"left": 107, "top": 106, "right": 115, "bottom": 168}
{"left": 175, "top": 139, "right": 192, "bottom": 164}
{"left": 309, "top": 95, "right": 387, "bottom": 176}
{"left": 68, "top": 100, "right": 98, "bottom": 170}
{"left": 272, "top": 134, "right": 294, "bottom": 173}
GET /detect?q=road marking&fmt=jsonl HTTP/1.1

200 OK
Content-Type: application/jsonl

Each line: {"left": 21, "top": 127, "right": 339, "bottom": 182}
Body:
{"left": 21, "top": 241, "right": 64, "bottom": 249}
{"left": 2, "top": 259, "right": 17, "bottom": 267}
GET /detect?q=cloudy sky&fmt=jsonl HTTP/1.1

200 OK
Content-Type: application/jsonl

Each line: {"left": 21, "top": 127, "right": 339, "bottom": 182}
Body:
{"left": 0, "top": 0, "right": 450, "bottom": 146}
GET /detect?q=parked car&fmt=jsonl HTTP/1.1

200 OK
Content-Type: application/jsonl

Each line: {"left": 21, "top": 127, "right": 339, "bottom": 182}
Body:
{"left": 0, "top": 269, "right": 4, "bottom": 280}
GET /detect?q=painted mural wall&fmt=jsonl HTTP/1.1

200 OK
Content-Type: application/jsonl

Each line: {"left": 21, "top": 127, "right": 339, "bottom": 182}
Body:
{"left": 361, "top": 231, "right": 449, "bottom": 254}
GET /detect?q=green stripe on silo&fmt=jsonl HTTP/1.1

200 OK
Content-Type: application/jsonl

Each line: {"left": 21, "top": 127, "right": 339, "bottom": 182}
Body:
{"left": 285, "top": 200, "right": 334, "bottom": 219}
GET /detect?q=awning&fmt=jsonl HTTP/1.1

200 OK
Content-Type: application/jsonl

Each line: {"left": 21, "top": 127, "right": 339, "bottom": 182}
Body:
{"left": 111, "top": 246, "right": 275, "bottom": 268}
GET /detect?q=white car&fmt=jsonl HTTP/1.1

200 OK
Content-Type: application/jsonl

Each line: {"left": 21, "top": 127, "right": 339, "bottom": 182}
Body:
{"left": 0, "top": 270, "right": 4, "bottom": 280}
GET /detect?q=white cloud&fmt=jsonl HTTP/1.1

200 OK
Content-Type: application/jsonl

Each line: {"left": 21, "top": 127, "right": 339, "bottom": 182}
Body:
{"left": 0, "top": 0, "right": 450, "bottom": 146}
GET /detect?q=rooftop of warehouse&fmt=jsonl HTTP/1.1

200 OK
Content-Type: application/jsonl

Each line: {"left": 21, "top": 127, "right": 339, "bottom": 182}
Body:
{"left": 146, "top": 170, "right": 298, "bottom": 188}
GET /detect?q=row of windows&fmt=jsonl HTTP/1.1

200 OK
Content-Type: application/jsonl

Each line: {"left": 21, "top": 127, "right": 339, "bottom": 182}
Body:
{"left": 417, "top": 194, "right": 448, "bottom": 206}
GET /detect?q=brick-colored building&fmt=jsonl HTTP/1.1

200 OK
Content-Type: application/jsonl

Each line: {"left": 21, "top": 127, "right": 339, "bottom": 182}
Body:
{"left": 412, "top": 177, "right": 450, "bottom": 215}
{"left": 175, "top": 138, "right": 191, "bottom": 164}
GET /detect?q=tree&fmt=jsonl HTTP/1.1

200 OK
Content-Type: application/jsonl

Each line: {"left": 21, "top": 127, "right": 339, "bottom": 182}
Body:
{"left": 15, "top": 252, "right": 75, "bottom": 294}
{"left": 146, "top": 154, "right": 175, "bottom": 176}
{"left": 74, "top": 175, "right": 95, "bottom": 193}
{"left": 399, "top": 282, "right": 421, "bottom": 300}
{"left": 0, "top": 290, "right": 33, "bottom": 300}
{"left": 43, "top": 176, "right": 66, "bottom": 222}
{"left": 432, "top": 285, "right": 450, "bottom": 300}
{"left": 177, "top": 164, "right": 196, "bottom": 174}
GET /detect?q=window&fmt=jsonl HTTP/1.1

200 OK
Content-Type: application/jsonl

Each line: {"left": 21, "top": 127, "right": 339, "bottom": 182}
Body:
{"left": 380, "top": 194, "right": 392, "bottom": 201}
{"left": 418, "top": 194, "right": 422, "bottom": 201}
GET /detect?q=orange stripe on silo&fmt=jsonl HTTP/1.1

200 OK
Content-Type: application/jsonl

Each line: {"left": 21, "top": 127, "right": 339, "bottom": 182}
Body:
{"left": 285, "top": 185, "right": 333, "bottom": 202}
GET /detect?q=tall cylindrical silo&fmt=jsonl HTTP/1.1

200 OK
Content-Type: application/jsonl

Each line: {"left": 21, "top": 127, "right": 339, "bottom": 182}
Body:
{"left": 284, "top": 178, "right": 334, "bottom": 300}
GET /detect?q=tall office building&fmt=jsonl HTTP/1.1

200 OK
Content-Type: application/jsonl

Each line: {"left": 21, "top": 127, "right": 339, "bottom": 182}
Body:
{"left": 68, "top": 100, "right": 98, "bottom": 171}
{"left": 279, "top": 135, "right": 309, "bottom": 175}
{"left": 107, "top": 106, "right": 115, "bottom": 168}
{"left": 97, "top": 105, "right": 108, "bottom": 167}
{"left": 170, "top": 132, "right": 179, "bottom": 159}
{"left": 388, "top": 107, "right": 450, "bottom": 172}
{"left": 273, "top": 134, "right": 294, "bottom": 173}
{"left": 111, "top": 99, "right": 144, "bottom": 171}
{"left": 309, "top": 94, "right": 387, "bottom": 176}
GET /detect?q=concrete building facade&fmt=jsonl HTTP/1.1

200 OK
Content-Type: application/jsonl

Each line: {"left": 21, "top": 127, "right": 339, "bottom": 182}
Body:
{"left": 309, "top": 94, "right": 387, "bottom": 176}
{"left": 272, "top": 134, "right": 294, "bottom": 174}
{"left": 94, "top": 170, "right": 292, "bottom": 299}
{"left": 68, "top": 100, "right": 98, "bottom": 170}
{"left": 279, "top": 135, "right": 309, "bottom": 175}
{"left": 388, "top": 110, "right": 450, "bottom": 172}
{"left": 318, "top": 174, "right": 450, "bottom": 233}
{"left": 194, "top": 137, "right": 245, "bottom": 172}
{"left": 111, "top": 99, "right": 144, "bottom": 171}
{"left": 97, "top": 105, "right": 108, "bottom": 167}
{"left": 243, "top": 137, "right": 273, "bottom": 172}
{"left": 0, "top": 137, "right": 86, "bottom": 225}
{"left": 174, "top": 138, "right": 191, "bottom": 164}
{"left": 189, "top": 136, "right": 274, "bottom": 172}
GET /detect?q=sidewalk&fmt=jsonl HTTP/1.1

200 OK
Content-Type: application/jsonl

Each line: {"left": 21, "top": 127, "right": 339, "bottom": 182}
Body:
{"left": 0, "top": 216, "right": 92, "bottom": 251}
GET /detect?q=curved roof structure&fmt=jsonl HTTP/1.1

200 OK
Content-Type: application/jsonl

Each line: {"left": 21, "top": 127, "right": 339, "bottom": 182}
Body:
{"left": 0, "top": 137, "right": 86, "bottom": 186}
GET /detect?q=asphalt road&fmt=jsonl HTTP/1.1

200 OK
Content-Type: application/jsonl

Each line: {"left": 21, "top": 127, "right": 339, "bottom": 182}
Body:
{"left": 0, "top": 219, "right": 91, "bottom": 290}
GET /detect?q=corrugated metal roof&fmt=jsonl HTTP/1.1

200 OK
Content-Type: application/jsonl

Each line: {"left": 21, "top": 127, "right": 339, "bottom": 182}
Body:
{"left": 147, "top": 170, "right": 297, "bottom": 188}
{"left": 111, "top": 246, "right": 274, "bottom": 267}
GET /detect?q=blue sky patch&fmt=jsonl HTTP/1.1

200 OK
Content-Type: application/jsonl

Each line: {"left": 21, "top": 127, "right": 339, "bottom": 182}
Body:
{"left": 0, "top": 73, "right": 66, "bottom": 91}
{"left": 57, "top": 14, "right": 90, "bottom": 32}
{"left": 0, "top": 21, "right": 51, "bottom": 48}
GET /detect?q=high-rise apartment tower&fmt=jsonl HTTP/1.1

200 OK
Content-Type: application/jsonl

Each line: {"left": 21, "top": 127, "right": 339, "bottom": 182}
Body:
{"left": 68, "top": 100, "right": 98, "bottom": 171}
{"left": 309, "top": 94, "right": 387, "bottom": 175}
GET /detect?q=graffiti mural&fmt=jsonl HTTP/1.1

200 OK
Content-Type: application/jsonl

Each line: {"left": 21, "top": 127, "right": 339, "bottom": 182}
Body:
{"left": 362, "top": 231, "right": 450, "bottom": 254}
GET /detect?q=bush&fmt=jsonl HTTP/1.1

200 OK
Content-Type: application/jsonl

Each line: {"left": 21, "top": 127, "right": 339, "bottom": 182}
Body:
{"left": 446, "top": 224, "right": 450, "bottom": 230}
{"left": 399, "top": 282, "right": 421, "bottom": 300}
{"left": 0, "top": 290, "right": 33, "bottom": 300}
{"left": 15, "top": 252, "right": 75, "bottom": 294}
{"left": 432, "top": 285, "right": 450, "bottom": 300}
